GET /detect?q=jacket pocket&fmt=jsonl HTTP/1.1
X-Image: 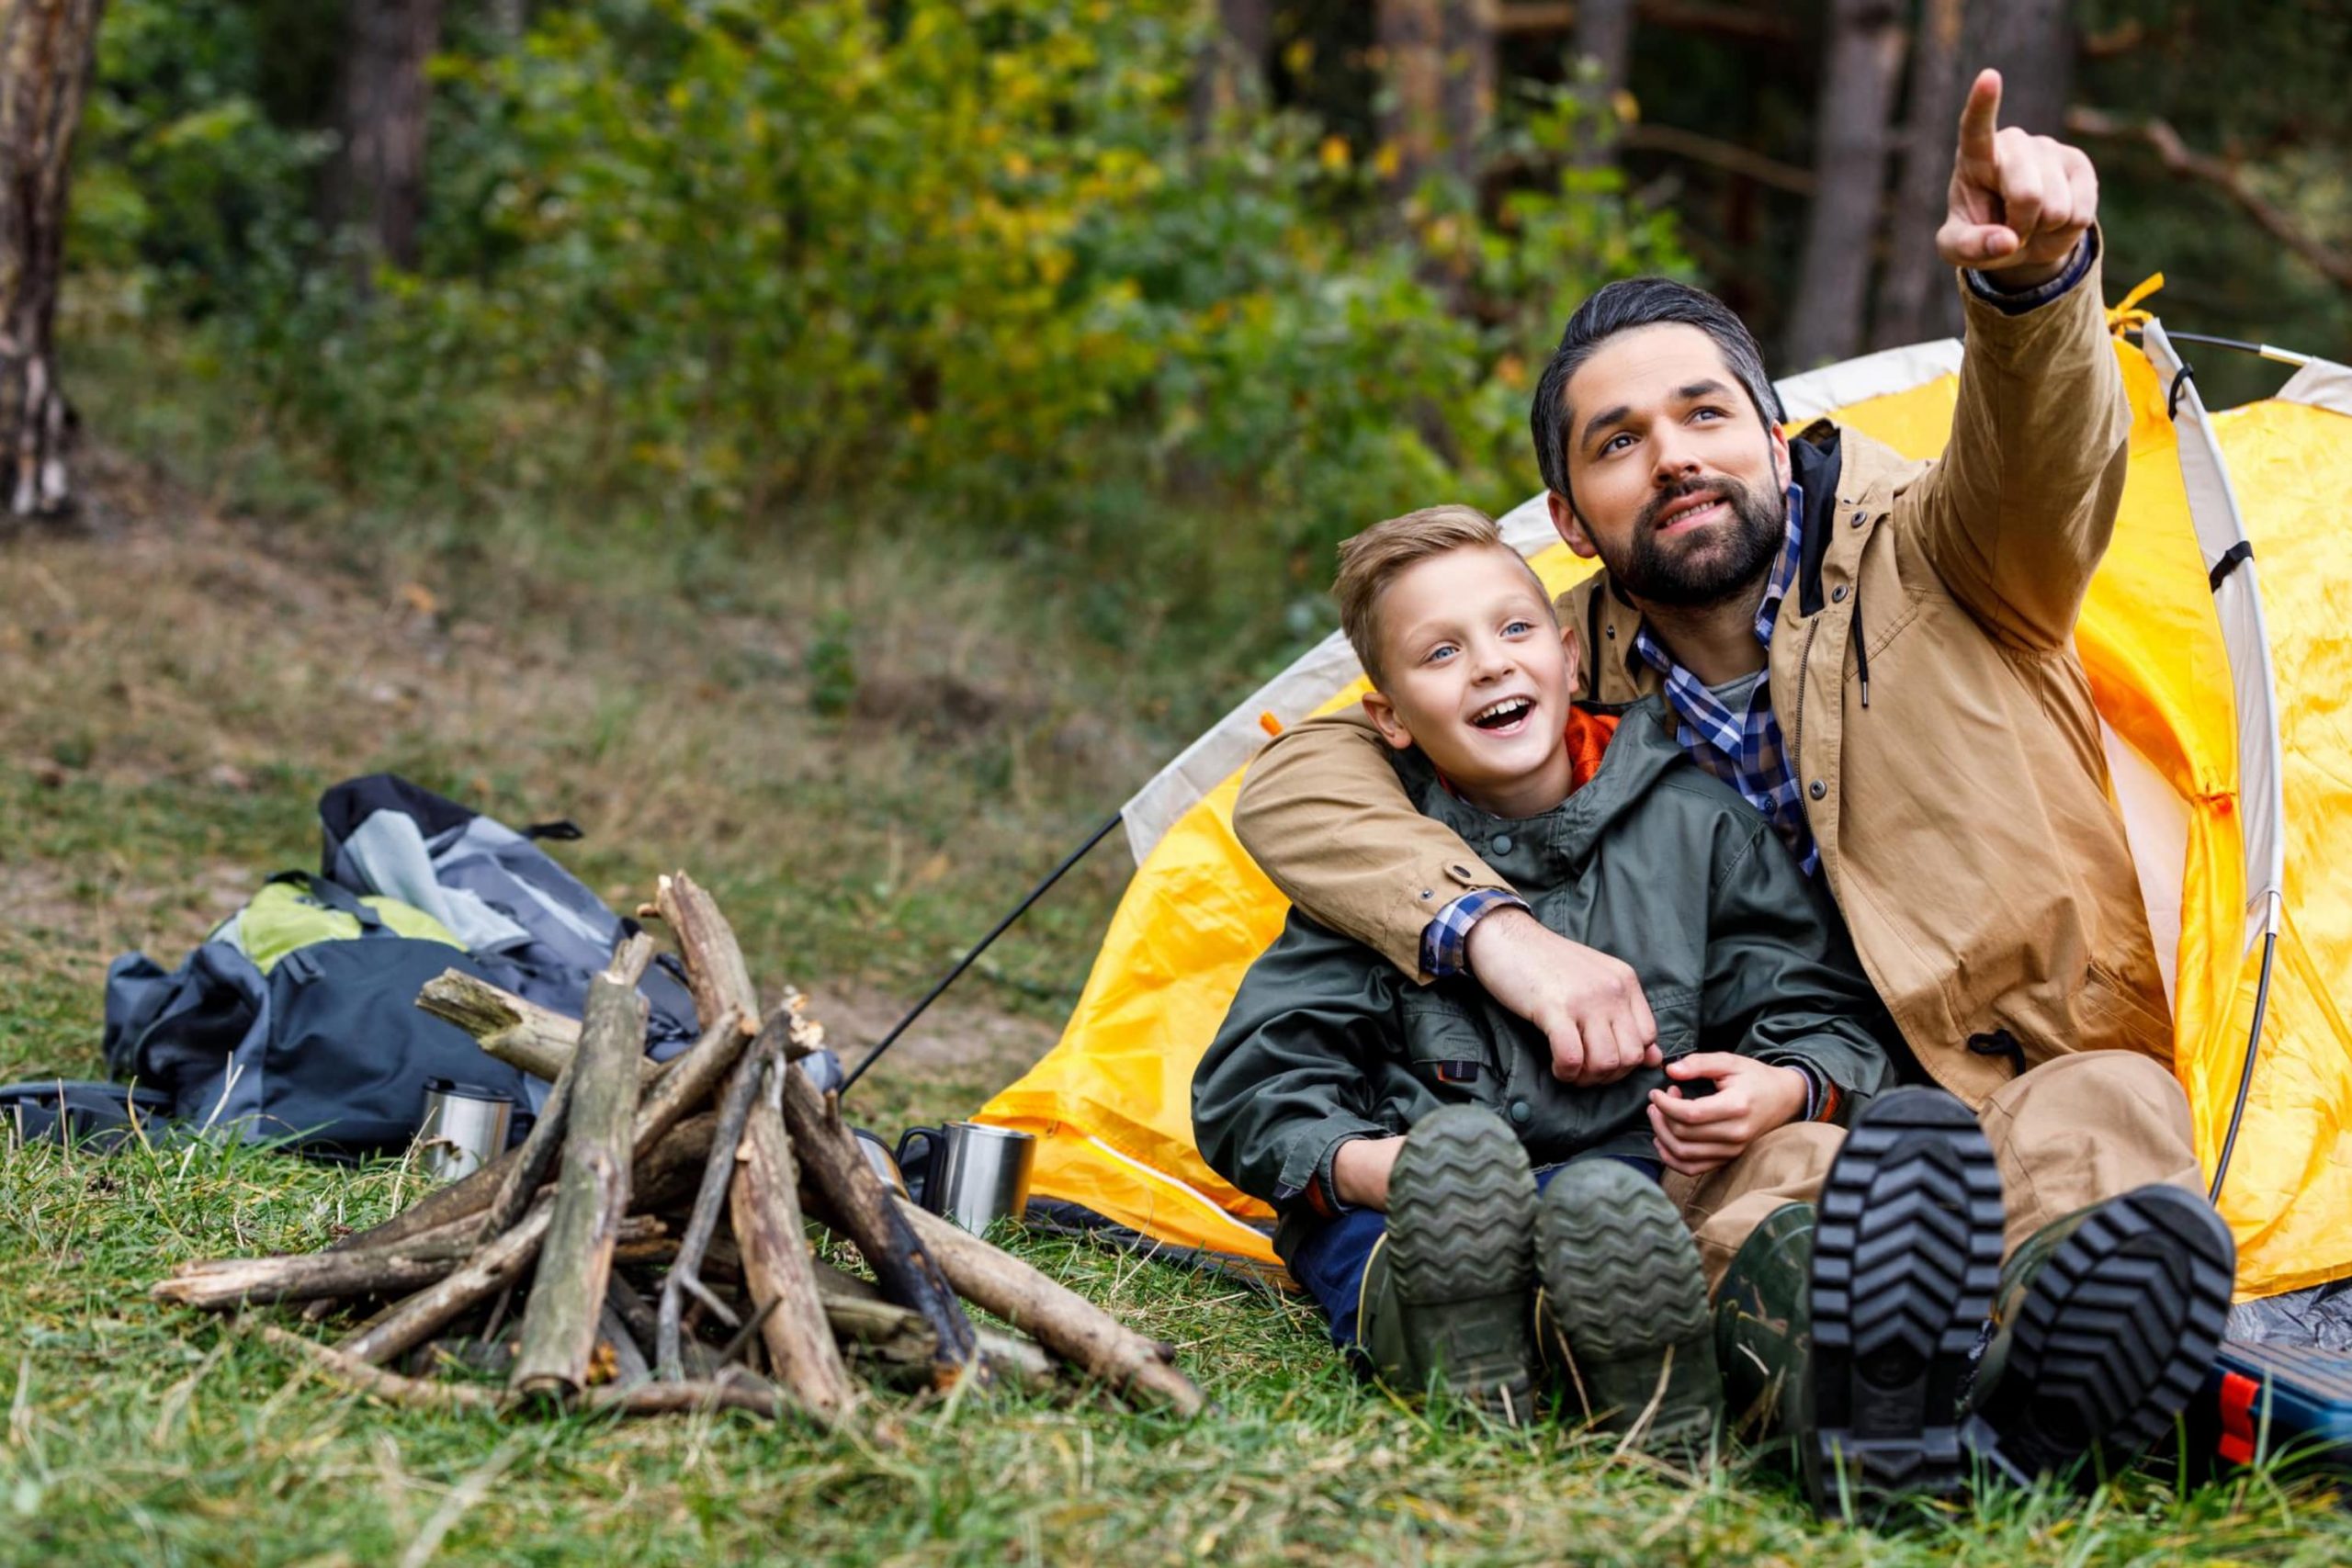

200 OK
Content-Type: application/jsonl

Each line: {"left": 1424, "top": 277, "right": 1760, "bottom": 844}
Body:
{"left": 1398, "top": 990, "right": 1506, "bottom": 1107}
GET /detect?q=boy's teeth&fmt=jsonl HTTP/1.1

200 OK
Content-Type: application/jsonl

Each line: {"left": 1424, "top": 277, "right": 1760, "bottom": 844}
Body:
{"left": 1473, "top": 698, "right": 1531, "bottom": 728}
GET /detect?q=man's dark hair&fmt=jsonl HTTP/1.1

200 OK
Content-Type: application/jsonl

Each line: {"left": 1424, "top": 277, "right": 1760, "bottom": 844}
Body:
{"left": 1528, "top": 277, "right": 1786, "bottom": 502}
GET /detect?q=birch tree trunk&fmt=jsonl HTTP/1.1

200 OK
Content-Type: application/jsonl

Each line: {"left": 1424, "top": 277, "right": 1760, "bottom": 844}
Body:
{"left": 0, "top": 0, "right": 104, "bottom": 519}
{"left": 334, "top": 0, "right": 443, "bottom": 272}
{"left": 1872, "top": 0, "right": 1969, "bottom": 347}
{"left": 1783, "top": 0, "right": 1909, "bottom": 368}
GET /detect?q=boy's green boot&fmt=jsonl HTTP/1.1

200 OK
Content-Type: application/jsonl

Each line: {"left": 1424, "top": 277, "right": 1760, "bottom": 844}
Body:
{"left": 1535, "top": 1158, "right": 1721, "bottom": 1454}
{"left": 1714, "top": 1087, "right": 2006, "bottom": 1516}
{"left": 1359, "top": 1104, "right": 1540, "bottom": 1421}
{"left": 1964, "top": 1183, "right": 2234, "bottom": 1481}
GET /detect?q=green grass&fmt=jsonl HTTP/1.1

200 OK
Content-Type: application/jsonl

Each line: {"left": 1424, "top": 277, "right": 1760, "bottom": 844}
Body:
{"left": 3, "top": 327, "right": 2349, "bottom": 1563}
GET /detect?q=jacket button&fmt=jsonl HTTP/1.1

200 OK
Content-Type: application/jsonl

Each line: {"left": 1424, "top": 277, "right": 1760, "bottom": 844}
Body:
{"left": 1606, "top": 625, "right": 1616, "bottom": 638}
{"left": 1809, "top": 779, "right": 1827, "bottom": 800}
{"left": 1850, "top": 511, "right": 1866, "bottom": 528}
{"left": 1490, "top": 834, "right": 1513, "bottom": 855}
{"left": 1832, "top": 583, "right": 1848, "bottom": 603}
{"left": 1509, "top": 1100, "right": 1532, "bottom": 1125}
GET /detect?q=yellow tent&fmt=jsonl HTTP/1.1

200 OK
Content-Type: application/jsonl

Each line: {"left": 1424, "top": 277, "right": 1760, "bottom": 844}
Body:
{"left": 978, "top": 303, "right": 2352, "bottom": 1303}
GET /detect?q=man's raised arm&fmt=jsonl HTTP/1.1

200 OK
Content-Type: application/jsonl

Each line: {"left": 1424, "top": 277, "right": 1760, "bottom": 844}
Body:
{"left": 1233, "top": 708, "right": 1660, "bottom": 1085}
{"left": 1905, "top": 68, "right": 2133, "bottom": 650}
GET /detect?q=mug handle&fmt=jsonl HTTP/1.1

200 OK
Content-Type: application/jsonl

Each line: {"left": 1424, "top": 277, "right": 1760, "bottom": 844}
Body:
{"left": 895, "top": 1125, "right": 942, "bottom": 1211}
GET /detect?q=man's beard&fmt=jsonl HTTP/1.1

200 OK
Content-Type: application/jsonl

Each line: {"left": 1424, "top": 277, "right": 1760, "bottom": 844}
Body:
{"left": 1595, "top": 475, "right": 1786, "bottom": 608}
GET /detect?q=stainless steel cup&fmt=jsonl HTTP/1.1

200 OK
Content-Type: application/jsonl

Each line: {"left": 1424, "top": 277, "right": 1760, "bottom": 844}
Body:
{"left": 417, "top": 1078, "right": 513, "bottom": 1184}
{"left": 898, "top": 1121, "right": 1035, "bottom": 1233}
{"left": 853, "top": 1127, "right": 910, "bottom": 1195}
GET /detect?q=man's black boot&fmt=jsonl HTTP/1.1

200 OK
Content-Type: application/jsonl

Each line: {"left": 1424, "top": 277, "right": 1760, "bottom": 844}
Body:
{"left": 1714, "top": 1087, "right": 2006, "bottom": 1516}
{"left": 1535, "top": 1157, "right": 1722, "bottom": 1454}
{"left": 1967, "top": 1182, "right": 2235, "bottom": 1481}
{"left": 1360, "top": 1104, "right": 1540, "bottom": 1422}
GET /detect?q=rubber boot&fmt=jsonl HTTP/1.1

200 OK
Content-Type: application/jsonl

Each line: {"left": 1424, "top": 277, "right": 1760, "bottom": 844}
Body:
{"left": 1534, "top": 1158, "right": 1721, "bottom": 1455}
{"left": 1357, "top": 1104, "right": 1540, "bottom": 1422}
{"left": 1713, "top": 1087, "right": 2006, "bottom": 1517}
{"left": 1966, "top": 1182, "right": 2235, "bottom": 1481}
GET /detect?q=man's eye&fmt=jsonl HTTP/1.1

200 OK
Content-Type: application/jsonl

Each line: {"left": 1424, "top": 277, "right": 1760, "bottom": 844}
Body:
{"left": 1601, "top": 433, "right": 1634, "bottom": 455}
{"left": 1692, "top": 407, "right": 1725, "bottom": 423}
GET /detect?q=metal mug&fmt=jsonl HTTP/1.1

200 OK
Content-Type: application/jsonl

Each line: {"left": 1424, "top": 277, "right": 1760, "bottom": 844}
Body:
{"left": 416, "top": 1077, "right": 514, "bottom": 1184}
{"left": 895, "top": 1121, "right": 1035, "bottom": 1234}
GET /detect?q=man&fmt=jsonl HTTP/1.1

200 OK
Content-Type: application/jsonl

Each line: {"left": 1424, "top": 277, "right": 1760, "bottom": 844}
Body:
{"left": 1231, "top": 71, "right": 2235, "bottom": 1493}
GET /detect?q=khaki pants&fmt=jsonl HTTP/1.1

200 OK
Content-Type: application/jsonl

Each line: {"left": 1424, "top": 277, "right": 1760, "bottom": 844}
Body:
{"left": 1666, "top": 1051, "right": 2203, "bottom": 1290}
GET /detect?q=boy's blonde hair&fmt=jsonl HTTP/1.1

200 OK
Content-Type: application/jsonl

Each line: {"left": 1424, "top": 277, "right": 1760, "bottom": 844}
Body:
{"left": 1335, "top": 505, "right": 1550, "bottom": 683}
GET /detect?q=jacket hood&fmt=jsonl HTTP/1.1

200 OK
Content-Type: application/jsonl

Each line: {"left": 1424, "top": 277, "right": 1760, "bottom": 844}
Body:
{"left": 1387, "top": 694, "right": 1692, "bottom": 879}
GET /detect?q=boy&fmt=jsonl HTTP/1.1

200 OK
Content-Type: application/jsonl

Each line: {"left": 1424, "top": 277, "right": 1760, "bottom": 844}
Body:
{"left": 1193, "top": 504, "right": 1900, "bottom": 1447}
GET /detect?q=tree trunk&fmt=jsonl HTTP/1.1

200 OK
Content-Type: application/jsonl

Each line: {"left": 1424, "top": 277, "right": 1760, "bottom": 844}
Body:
{"left": 1783, "top": 0, "right": 1909, "bottom": 368}
{"left": 0, "top": 0, "right": 105, "bottom": 519}
{"left": 1569, "top": 0, "right": 1637, "bottom": 169}
{"left": 1189, "top": 0, "right": 1272, "bottom": 138}
{"left": 1872, "top": 0, "right": 1968, "bottom": 347}
{"left": 333, "top": 0, "right": 443, "bottom": 272}
{"left": 1963, "top": 0, "right": 2072, "bottom": 137}
{"left": 1378, "top": 0, "right": 1496, "bottom": 192}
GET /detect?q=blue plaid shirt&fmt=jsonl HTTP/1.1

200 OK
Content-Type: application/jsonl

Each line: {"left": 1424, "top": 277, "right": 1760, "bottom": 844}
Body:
{"left": 1631, "top": 482, "right": 1816, "bottom": 877}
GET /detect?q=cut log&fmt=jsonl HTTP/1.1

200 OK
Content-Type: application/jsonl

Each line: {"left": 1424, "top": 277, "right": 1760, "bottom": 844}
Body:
{"left": 778, "top": 1062, "right": 976, "bottom": 1375}
{"left": 414, "top": 967, "right": 637, "bottom": 1085}
{"left": 508, "top": 935, "right": 652, "bottom": 1402}
{"left": 857, "top": 1191, "right": 1204, "bottom": 1417}
{"left": 729, "top": 1086, "right": 854, "bottom": 1421}
{"left": 657, "top": 1034, "right": 773, "bottom": 1382}
{"left": 649, "top": 872, "right": 762, "bottom": 1030}
{"left": 814, "top": 1263, "right": 1059, "bottom": 1394}
{"left": 582, "top": 1374, "right": 789, "bottom": 1420}
{"left": 480, "top": 1056, "right": 574, "bottom": 1242}
{"left": 631, "top": 1006, "right": 746, "bottom": 1163}
{"left": 154, "top": 1215, "right": 664, "bottom": 1311}
{"left": 263, "top": 1325, "right": 785, "bottom": 1420}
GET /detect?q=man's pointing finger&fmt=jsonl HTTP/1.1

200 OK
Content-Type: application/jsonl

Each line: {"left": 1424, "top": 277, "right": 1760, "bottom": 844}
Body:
{"left": 1957, "top": 67, "right": 2003, "bottom": 167}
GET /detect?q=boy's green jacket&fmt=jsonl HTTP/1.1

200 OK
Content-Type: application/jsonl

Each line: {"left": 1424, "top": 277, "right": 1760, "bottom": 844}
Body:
{"left": 1193, "top": 694, "right": 1899, "bottom": 1262}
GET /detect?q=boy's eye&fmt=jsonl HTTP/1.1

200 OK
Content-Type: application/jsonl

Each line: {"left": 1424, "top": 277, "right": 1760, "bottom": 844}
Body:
{"left": 1503, "top": 619, "right": 1533, "bottom": 637}
{"left": 1423, "top": 643, "right": 1457, "bottom": 664}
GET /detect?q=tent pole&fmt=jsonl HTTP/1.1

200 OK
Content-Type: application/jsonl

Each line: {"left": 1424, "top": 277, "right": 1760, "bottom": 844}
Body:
{"left": 839, "top": 811, "right": 1125, "bottom": 1094}
{"left": 2128, "top": 328, "right": 2312, "bottom": 369}
{"left": 2208, "top": 930, "right": 2279, "bottom": 1206}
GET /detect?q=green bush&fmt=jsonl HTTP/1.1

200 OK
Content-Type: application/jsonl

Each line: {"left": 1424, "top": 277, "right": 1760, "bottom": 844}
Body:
{"left": 76, "top": 0, "right": 1685, "bottom": 614}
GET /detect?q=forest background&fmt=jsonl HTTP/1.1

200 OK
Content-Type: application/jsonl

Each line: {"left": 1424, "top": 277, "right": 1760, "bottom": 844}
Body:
{"left": 2, "top": 1, "right": 2351, "bottom": 1562}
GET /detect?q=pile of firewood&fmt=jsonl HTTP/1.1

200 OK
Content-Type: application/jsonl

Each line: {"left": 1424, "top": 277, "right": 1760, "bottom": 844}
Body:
{"left": 152, "top": 873, "right": 1204, "bottom": 1423}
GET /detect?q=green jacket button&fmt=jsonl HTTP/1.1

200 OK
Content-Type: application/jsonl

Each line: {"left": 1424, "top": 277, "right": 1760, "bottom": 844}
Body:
{"left": 1509, "top": 1100, "right": 1532, "bottom": 1125}
{"left": 1490, "top": 834, "right": 1513, "bottom": 854}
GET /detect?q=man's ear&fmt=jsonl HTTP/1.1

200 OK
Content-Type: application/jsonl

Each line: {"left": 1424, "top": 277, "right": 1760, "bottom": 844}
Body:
{"left": 1361, "top": 690, "right": 1415, "bottom": 751}
{"left": 1768, "top": 423, "right": 1792, "bottom": 492}
{"left": 1547, "top": 491, "right": 1599, "bottom": 559}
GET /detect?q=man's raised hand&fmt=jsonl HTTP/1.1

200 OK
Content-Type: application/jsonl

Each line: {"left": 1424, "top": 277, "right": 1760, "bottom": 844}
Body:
{"left": 1464, "top": 908, "right": 1660, "bottom": 1087}
{"left": 1937, "top": 67, "right": 2098, "bottom": 287}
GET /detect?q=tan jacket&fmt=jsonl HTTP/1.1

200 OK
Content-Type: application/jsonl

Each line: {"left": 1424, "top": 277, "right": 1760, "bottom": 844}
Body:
{"left": 1232, "top": 258, "right": 2170, "bottom": 1111}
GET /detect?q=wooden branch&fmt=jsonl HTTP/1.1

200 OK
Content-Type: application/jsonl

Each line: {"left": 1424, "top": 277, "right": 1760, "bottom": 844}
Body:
{"left": 630, "top": 1006, "right": 746, "bottom": 1164}
{"left": 2066, "top": 107, "right": 2352, "bottom": 294}
{"left": 340, "top": 1199, "right": 553, "bottom": 1366}
{"left": 155, "top": 1216, "right": 663, "bottom": 1311}
{"left": 730, "top": 1080, "right": 854, "bottom": 1422}
{"left": 814, "top": 1262, "right": 1059, "bottom": 1393}
{"left": 328, "top": 1140, "right": 525, "bottom": 1255}
{"left": 650, "top": 872, "right": 762, "bottom": 1031}
{"left": 599, "top": 1299, "right": 652, "bottom": 1390}
{"left": 415, "top": 968, "right": 638, "bottom": 1085}
{"left": 1498, "top": 1, "right": 1793, "bottom": 43}
{"left": 510, "top": 937, "right": 651, "bottom": 1403}
{"left": 777, "top": 1060, "right": 976, "bottom": 1376}
{"left": 261, "top": 1324, "right": 502, "bottom": 1413}
{"left": 1620, "top": 123, "right": 1815, "bottom": 195}
{"left": 658, "top": 1036, "right": 772, "bottom": 1382}
{"left": 481, "top": 1057, "right": 573, "bottom": 1242}
{"left": 633, "top": 1111, "right": 720, "bottom": 1212}
{"left": 262, "top": 1325, "right": 783, "bottom": 1420}
{"left": 861, "top": 1192, "right": 1204, "bottom": 1417}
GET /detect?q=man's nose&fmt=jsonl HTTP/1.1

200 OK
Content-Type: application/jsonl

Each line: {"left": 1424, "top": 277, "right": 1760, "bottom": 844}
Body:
{"left": 1651, "top": 428, "right": 1702, "bottom": 483}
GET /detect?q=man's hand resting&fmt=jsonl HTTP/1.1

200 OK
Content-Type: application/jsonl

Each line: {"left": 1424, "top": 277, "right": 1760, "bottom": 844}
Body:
{"left": 1646, "top": 1054, "right": 1810, "bottom": 1178}
{"left": 1465, "top": 908, "right": 1660, "bottom": 1087}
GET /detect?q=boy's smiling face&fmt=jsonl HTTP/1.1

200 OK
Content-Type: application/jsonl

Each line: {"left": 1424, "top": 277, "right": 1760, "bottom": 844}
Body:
{"left": 1361, "top": 544, "right": 1579, "bottom": 820}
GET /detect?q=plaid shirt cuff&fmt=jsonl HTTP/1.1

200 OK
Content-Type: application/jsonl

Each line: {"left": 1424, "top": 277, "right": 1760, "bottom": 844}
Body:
{"left": 1421, "top": 888, "right": 1532, "bottom": 979}
{"left": 1964, "top": 229, "right": 2098, "bottom": 314}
